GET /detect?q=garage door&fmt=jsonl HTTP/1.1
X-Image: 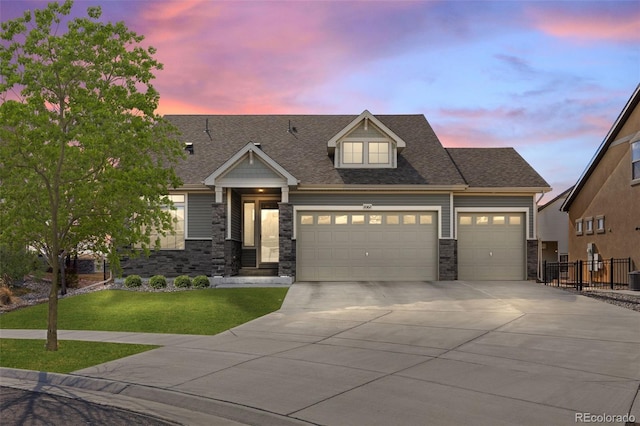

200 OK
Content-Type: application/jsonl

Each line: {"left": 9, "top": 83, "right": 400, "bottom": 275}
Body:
{"left": 457, "top": 213, "right": 525, "bottom": 280}
{"left": 297, "top": 211, "right": 438, "bottom": 281}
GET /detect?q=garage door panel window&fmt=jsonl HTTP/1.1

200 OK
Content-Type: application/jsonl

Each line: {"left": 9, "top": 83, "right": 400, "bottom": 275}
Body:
{"left": 492, "top": 216, "right": 506, "bottom": 225}
{"left": 476, "top": 216, "right": 489, "bottom": 225}
{"left": 403, "top": 214, "right": 416, "bottom": 224}
{"left": 318, "top": 215, "right": 331, "bottom": 225}
{"left": 459, "top": 215, "right": 472, "bottom": 225}
{"left": 335, "top": 215, "right": 348, "bottom": 225}
{"left": 301, "top": 215, "right": 314, "bottom": 225}
{"left": 352, "top": 215, "right": 365, "bottom": 224}
{"left": 386, "top": 215, "right": 400, "bottom": 224}
{"left": 369, "top": 214, "right": 382, "bottom": 224}
{"left": 420, "top": 214, "right": 433, "bottom": 224}
{"left": 509, "top": 215, "right": 521, "bottom": 225}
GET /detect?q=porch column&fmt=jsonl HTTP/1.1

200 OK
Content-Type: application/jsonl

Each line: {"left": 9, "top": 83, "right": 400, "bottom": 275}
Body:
{"left": 278, "top": 202, "right": 295, "bottom": 278}
{"left": 212, "top": 202, "right": 226, "bottom": 276}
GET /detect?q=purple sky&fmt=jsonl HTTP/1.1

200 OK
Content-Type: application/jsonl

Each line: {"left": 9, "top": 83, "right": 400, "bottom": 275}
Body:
{"left": 2, "top": 0, "right": 639, "bottom": 202}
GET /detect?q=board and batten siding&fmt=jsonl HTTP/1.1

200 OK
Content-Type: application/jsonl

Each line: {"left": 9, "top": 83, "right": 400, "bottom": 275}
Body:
{"left": 217, "top": 156, "right": 287, "bottom": 186}
{"left": 186, "top": 193, "right": 214, "bottom": 239}
{"left": 290, "top": 193, "right": 451, "bottom": 238}
{"left": 453, "top": 195, "right": 535, "bottom": 239}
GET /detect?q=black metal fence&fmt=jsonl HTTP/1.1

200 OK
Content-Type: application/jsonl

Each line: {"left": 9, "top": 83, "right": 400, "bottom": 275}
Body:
{"left": 543, "top": 258, "right": 632, "bottom": 290}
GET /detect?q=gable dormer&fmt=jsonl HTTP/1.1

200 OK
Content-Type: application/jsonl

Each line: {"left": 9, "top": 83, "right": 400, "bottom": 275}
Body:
{"left": 327, "top": 110, "right": 406, "bottom": 169}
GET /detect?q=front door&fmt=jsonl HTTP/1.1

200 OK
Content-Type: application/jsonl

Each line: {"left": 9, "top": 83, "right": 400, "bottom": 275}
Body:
{"left": 242, "top": 198, "right": 279, "bottom": 269}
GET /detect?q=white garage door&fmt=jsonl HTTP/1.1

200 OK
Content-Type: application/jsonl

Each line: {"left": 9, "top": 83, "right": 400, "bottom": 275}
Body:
{"left": 457, "top": 213, "right": 525, "bottom": 280}
{"left": 297, "top": 211, "right": 438, "bottom": 281}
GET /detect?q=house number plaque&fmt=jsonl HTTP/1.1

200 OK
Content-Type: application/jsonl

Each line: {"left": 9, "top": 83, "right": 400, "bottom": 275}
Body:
{"left": 363, "top": 204, "right": 373, "bottom": 209}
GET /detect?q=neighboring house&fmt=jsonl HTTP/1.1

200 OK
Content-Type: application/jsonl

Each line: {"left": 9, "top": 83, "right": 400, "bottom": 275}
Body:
{"left": 122, "top": 110, "right": 550, "bottom": 281}
{"left": 561, "top": 84, "right": 640, "bottom": 270}
{"left": 537, "top": 186, "right": 572, "bottom": 277}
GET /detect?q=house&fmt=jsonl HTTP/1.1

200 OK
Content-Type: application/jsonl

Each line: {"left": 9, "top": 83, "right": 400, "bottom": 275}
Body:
{"left": 122, "top": 111, "right": 550, "bottom": 282}
{"left": 561, "top": 84, "right": 640, "bottom": 270}
{"left": 537, "top": 186, "right": 572, "bottom": 277}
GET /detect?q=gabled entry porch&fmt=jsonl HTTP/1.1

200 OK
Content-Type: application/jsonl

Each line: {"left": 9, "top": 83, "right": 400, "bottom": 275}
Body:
{"left": 205, "top": 142, "right": 297, "bottom": 282}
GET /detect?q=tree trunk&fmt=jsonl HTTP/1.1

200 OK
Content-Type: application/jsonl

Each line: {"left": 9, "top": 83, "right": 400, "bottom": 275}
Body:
{"left": 46, "top": 255, "right": 60, "bottom": 351}
{"left": 60, "top": 255, "right": 67, "bottom": 296}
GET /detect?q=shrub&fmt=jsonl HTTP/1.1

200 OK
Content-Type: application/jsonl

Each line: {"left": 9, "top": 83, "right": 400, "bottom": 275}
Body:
{"left": 124, "top": 275, "right": 142, "bottom": 288}
{"left": 0, "top": 286, "right": 17, "bottom": 306}
{"left": 0, "top": 243, "right": 41, "bottom": 286}
{"left": 149, "top": 275, "right": 167, "bottom": 289}
{"left": 173, "top": 275, "right": 192, "bottom": 288}
{"left": 192, "top": 275, "right": 210, "bottom": 288}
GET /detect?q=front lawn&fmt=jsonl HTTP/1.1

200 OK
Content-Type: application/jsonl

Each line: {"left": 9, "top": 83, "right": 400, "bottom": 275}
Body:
{"left": 0, "top": 287, "right": 287, "bottom": 372}
{"left": 0, "top": 339, "right": 159, "bottom": 373}
{"left": 0, "top": 287, "right": 288, "bottom": 335}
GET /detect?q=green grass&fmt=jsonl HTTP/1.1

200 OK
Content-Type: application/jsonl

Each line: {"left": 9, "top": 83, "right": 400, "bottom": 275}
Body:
{"left": 0, "top": 339, "right": 159, "bottom": 373}
{"left": 0, "top": 288, "right": 288, "bottom": 335}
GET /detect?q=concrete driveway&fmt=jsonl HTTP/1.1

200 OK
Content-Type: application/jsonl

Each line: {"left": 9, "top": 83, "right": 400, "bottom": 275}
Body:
{"left": 2, "top": 281, "right": 639, "bottom": 425}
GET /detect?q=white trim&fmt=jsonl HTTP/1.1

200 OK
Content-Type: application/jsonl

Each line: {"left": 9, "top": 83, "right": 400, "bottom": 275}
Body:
{"left": 449, "top": 192, "right": 454, "bottom": 239}
{"left": 226, "top": 188, "right": 232, "bottom": 240}
{"left": 453, "top": 207, "right": 529, "bottom": 240}
{"left": 204, "top": 142, "right": 298, "bottom": 187}
{"left": 327, "top": 110, "right": 406, "bottom": 151}
{"left": 293, "top": 205, "right": 442, "bottom": 240}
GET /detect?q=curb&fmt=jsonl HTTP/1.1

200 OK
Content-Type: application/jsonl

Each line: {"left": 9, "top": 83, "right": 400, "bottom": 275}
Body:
{"left": 0, "top": 368, "right": 313, "bottom": 426}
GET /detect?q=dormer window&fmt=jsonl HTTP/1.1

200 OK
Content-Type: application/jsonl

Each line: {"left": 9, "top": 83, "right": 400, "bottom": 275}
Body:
{"left": 369, "top": 142, "right": 389, "bottom": 164}
{"left": 327, "top": 110, "right": 406, "bottom": 170}
{"left": 343, "top": 142, "right": 363, "bottom": 164}
{"left": 338, "top": 140, "right": 393, "bottom": 168}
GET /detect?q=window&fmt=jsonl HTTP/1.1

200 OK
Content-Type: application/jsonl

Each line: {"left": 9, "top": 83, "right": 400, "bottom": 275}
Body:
{"left": 150, "top": 194, "right": 185, "bottom": 250}
{"left": 243, "top": 202, "right": 255, "bottom": 246}
{"left": 386, "top": 215, "right": 399, "bottom": 225}
{"left": 419, "top": 214, "right": 433, "bottom": 225}
{"left": 352, "top": 214, "right": 365, "bottom": 224}
{"left": 368, "top": 142, "right": 389, "bottom": 164}
{"left": 318, "top": 215, "right": 331, "bottom": 225}
{"left": 335, "top": 215, "right": 348, "bottom": 225}
{"left": 459, "top": 215, "right": 472, "bottom": 225}
{"left": 338, "top": 140, "right": 393, "bottom": 168}
{"left": 585, "top": 217, "right": 594, "bottom": 234}
{"left": 343, "top": 142, "right": 363, "bottom": 164}
{"left": 633, "top": 141, "right": 640, "bottom": 181}
{"left": 596, "top": 215, "right": 605, "bottom": 234}
{"left": 300, "top": 215, "right": 313, "bottom": 225}
{"left": 575, "top": 219, "right": 583, "bottom": 236}
{"left": 369, "top": 214, "right": 382, "bottom": 224}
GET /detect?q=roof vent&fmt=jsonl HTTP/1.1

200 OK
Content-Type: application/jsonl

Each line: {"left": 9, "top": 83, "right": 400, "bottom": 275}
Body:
{"left": 185, "top": 142, "right": 194, "bottom": 155}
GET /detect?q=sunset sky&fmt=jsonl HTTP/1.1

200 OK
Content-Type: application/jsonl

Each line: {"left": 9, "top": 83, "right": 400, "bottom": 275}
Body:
{"left": 2, "top": 0, "right": 639, "bottom": 202}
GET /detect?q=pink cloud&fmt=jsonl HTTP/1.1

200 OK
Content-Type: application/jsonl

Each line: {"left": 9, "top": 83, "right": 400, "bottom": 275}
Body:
{"left": 130, "top": 1, "right": 432, "bottom": 114}
{"left": 528, "top": 5, "right": 640, "bottom": 43}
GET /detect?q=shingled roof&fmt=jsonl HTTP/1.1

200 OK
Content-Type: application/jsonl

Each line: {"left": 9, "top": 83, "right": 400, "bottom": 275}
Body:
{"left": 166, "top": 114, "right": 548, "bottom": 190}
{"left": 446, "top": 147, "right": 550, "bottom": 189}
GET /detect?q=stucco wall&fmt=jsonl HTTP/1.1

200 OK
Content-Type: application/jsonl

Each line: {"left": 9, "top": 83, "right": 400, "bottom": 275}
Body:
{"left": 567, "top": 106, "right": 640, "bottom": 269}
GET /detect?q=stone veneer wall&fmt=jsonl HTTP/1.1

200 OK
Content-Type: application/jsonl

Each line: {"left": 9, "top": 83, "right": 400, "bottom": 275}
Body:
{"left": 527, "top": 239, "right": 538, "bottom": 280}
{"left": 225, "top": 240, "right": 241, "bottom": 276}
{"left": 212, "top": 203, "right": 226, "bottom": 276}
{"left": 278, "top": 203, "right": 296, "bottom": 278}
{"left": 438, "top": 239, "right": 457, "bottom": 280}
{"left": 121, "top": 239, "right": 213, "bottom": 277}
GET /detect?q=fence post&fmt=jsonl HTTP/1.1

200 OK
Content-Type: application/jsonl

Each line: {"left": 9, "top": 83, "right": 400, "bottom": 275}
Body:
{"left": 543, "top": 260, "right": 547, "bottom": 285}
{"left": 610, "top": 258, "right": 614, "bottom": 289}
{"left": 577, "top": 260, "right": 583, "bottom": 291}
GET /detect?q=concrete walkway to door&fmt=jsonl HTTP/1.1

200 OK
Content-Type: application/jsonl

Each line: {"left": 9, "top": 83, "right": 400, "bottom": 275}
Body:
{"left": 2, "top": 281, "right": 639, "bottom": 425}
